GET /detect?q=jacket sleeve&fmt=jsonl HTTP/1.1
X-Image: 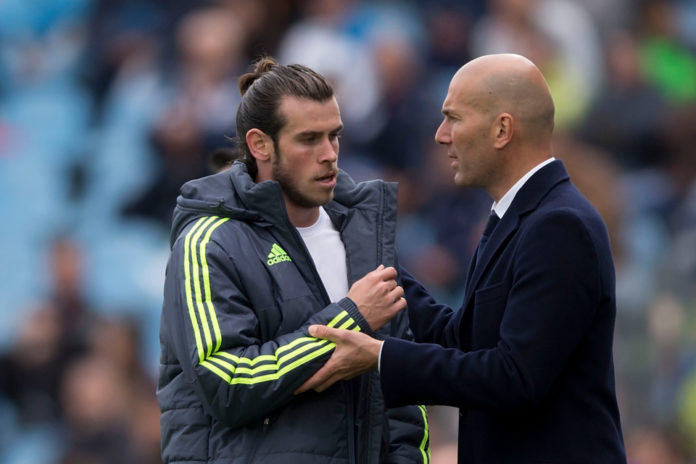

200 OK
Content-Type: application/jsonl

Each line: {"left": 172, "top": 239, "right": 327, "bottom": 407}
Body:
{"left": 381, "top": 211, "right": 603, "bottom": 411}
{"left": 162, "top": 219, "right": 368, "bottom": 429}
{"left": 400, "top": 266, "right": 460, "bottom": 348}
{"left": 381, "top": 299, "right": 430, "bottom": 463}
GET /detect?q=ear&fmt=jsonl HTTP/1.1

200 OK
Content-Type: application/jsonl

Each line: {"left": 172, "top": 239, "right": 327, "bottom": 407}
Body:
{"left": 493, "top": 113, "right": 513, "bottom": 149}
{"left": 246, "top": 128, "right": 273, "bottom": 162}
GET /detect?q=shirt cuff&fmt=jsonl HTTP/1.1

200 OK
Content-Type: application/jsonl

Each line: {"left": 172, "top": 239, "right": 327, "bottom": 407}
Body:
{"left": 378, "top": 340, "right": 384, "bottom": 373}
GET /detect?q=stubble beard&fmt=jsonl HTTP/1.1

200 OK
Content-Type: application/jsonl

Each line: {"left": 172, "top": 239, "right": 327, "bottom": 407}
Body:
{"left": 272, "top": 152, "right": 333, "bottom": 208}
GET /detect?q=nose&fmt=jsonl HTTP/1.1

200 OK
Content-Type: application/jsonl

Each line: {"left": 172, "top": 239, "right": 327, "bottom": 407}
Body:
{"left": 435, "top": 120, "right": 450, "bottom": 145}
{"left": 319, "top": 137, "right": 339, "bottom": 163}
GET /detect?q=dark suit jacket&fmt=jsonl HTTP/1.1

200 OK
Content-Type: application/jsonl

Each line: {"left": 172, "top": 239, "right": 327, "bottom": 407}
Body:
{"left": 381, "top": 160, "right": 626, "bottom": 463}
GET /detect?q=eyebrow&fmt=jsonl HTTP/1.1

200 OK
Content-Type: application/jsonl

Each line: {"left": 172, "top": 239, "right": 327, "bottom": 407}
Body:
{"left": 296, "top": 124, "right": 344, "bottom": 137}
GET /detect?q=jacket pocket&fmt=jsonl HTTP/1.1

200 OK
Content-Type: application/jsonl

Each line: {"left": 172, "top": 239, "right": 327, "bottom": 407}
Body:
{"left": 472, "top": 282, "right": 508, "bottom": 349}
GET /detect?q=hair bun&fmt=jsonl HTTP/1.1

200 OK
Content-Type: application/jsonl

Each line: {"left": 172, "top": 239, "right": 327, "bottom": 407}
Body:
{"left": 239, "top": 56, "right": 278, "bottom": 95}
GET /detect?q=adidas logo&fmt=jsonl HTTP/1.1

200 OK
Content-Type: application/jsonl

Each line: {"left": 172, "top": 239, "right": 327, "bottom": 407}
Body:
{"left": 267, "top": 243, "right": 292, "bottom": 266}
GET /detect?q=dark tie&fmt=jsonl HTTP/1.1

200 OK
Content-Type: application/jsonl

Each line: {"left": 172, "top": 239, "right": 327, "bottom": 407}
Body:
{"left": 476, "top": 212, "right": 500, "bottom": 261}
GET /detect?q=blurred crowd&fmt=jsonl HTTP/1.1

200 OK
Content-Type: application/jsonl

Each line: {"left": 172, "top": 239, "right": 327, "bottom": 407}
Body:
{"left": 1, "top": 0, "right": 696, "bottom": 462}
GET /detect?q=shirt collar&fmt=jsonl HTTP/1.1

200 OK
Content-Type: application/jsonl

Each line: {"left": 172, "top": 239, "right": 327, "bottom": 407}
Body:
{"left": 491, "top": 157, "right": 555, "bottom": 218}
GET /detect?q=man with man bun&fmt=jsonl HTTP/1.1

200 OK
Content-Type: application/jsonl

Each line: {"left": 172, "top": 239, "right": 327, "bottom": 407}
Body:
{"left": 157, "top": 57, "right": 429, "bottom": 463}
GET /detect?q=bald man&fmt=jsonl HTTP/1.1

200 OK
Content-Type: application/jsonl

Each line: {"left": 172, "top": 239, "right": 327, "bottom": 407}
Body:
{"left": 297, "top": 54, "right": 626, "bottom": 463}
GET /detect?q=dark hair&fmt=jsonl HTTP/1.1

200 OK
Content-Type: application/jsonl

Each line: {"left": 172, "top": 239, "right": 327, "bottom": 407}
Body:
{"left": 234, "top": 56, "right": 334, "bottom": 178}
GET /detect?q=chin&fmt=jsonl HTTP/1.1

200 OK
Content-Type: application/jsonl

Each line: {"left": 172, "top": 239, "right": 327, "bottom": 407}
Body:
{"left": 319, "top": 193, "right": 334, "bottom": 205}
{"left": 302, "top": 192, "right": 333, "bottom": 208}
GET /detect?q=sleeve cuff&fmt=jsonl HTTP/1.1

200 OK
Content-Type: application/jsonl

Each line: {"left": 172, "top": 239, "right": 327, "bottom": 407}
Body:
{"left": 337, "top": 297, "right": 374, "bottom": 335}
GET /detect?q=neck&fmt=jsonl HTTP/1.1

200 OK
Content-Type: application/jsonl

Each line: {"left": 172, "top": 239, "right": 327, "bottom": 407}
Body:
{"left": 285, "top": 201, "right": 320, "bottom": 228}
{"left": 255, "top": 169, "right": 321, "bottom": 227}
{"left": 489, "top": 149, "right": 551, "bottom": 202}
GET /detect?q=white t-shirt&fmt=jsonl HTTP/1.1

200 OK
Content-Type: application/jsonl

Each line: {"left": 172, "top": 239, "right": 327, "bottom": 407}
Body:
{"left": 296, "top": 207, "right": 349, "bottom": 303}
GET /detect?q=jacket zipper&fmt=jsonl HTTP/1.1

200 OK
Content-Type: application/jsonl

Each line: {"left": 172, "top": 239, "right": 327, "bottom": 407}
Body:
{"left": 347, "top": 381, "right": 356, "bottom": 463}
{"left": 283, "top": 206, "right": 359, "bottom": 462}
{"left": 375, "top": 183, "right": 385, "bottom": 267}
{"left": 246, "top": 417, "right": 270, "bottom": 464}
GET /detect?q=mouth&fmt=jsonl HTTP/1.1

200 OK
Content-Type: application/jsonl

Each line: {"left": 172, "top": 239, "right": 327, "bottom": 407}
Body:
{"left": 315, "top": 171, "right": 338, "bottom": 187}
{"left": 449, "top": 155, "right": 458, "bottom": 168}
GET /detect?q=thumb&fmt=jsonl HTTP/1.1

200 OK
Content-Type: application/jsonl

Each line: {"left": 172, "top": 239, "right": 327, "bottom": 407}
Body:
{"left": 308, "top": 324, "right": 341, "bottom": 342}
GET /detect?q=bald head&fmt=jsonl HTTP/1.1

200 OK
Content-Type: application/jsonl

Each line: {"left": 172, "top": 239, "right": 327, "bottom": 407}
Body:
{"left": 453, "top": 54, "right": 555, "bottom": 144}
{"left": 435, "top": 54, "right": 556, "bottom": 199}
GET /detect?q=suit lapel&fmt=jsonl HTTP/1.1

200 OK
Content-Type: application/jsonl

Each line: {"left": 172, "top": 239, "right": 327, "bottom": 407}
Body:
{"left": 463, "top": 249, "right": 478, "bottom": 298}
{"left": 459, "top": 160, "right": 571, "bottom": 315}
{"left": 462, "top": 215, "right": 518, "bottom": 309}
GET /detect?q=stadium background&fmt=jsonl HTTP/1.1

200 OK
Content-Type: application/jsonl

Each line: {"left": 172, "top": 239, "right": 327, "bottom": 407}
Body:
{"left": 1, "top": 0, "right": 696, "bottom": 462}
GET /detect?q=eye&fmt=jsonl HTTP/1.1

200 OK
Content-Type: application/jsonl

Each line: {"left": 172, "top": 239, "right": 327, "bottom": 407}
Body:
{"left": 329, "top": 132, "right": 342, "bottom": 142}
{"left": 442, "top": 110, "right": 459, "bottom": 123}
{"left": 301, "top": 134, "right": 321, "bottom": 144}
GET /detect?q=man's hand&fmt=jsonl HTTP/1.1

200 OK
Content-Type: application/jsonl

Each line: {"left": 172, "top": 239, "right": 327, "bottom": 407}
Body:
{"left": 348, "top": 265, "right": 406, "bottom": 331}
{"left": 295, "top": 325, "right": 383, "bottom": 394}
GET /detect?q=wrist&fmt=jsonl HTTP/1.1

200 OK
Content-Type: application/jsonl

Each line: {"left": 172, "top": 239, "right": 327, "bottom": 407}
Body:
{"left": 337, "top": 297, "right": 373, "bottom": 334}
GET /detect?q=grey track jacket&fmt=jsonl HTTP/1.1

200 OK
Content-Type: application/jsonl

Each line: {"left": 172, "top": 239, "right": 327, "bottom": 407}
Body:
{"left": 157, "top": 162, "right": 430, "bottom": 463}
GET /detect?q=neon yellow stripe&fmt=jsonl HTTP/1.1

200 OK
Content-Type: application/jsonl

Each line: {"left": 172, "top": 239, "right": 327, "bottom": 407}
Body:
{"left": 227, "top": 342, "right": 337, "bottom": 385}
{"left": 212, "top": 336, "right": 328, "bottom": 367}
{"left": 207, "top": 355, "right": 276, "bottom": 376}
{"left": 274, "top": 310, "right": 350, "bottom": 355}
{"left": 201, "top": 360, "right": 232, "bottom": 383}
{"left": 328, "top": 312, "right": 355, "bottom": 329}
{"left": 200, "top": 311, "right": 361, "bottom": 384}
{"left": 215, "top": 351, "right": 277, "bottom": 365}
{"left": 191, "top": 216, "right": 218, "bottom": 359}
{"left": 199, "top": 217, "right": 230, "bottom": 355}
{"left": 276, "top": 332, "right": 329, "bottom": 356}
{"left": 208, "top": 338, "right": 332, "bottom": 376}
{"left": 212, "top": 311, "right": 353, "bottom": 365}
{"left": 418, "top": 405, "right": 430, "bottom": 463}
{"left": 184, "top": 217, "right": 209, "bottom": 363}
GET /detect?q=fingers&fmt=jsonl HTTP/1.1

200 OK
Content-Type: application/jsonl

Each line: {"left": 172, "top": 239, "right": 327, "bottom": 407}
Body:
{"left": 376, "top": 265, "right": 398, "bottom": 280}
{"left": 380, "top": 281, "right": 404, "bottom": 307}
{"left": 349, "top": 265, "right": 397, "bottom": 294}
{"left": 386, "top": 279, "right": 399, "bottom": 292}
{"left": 372, "top": 270, "right": 400, "bottom": 294}
{"left": 295, "top": 364, "right": 332, "bottom": 394}
{"left": 305, "top": 363, "right": 345, "bottom": 392}
{"left": 312, "top": 373, "right": 343, "bottom": 392}
{"left": 395, "top": 295, "right": 407, "bottom": 311}
{"left": 297, "top": 328, "right": 382, "bottom": 395}
{"left": 368, "top": 264, "right": 396, "bottom": 280}
{"left": 295, "top": 327, "right": 342, "bottom": 394}
{"left": 346, "top": 265, "right": 405, "bottom": 331}
{"left": 390, "top": 284, "right": 404, "bottom": 301}
{"left": 295, "top": 328, "right": 348, "bottom": 394}
{"left": 296, "top": 369, "right": 342, "bottom": 394}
